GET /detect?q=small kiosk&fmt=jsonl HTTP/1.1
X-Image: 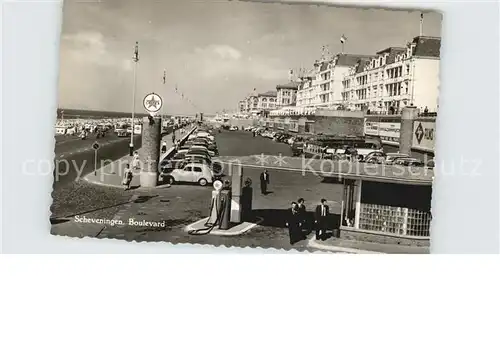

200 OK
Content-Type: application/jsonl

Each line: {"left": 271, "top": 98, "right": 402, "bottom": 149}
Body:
{"left": 337, "top": 163, "right": 433, "bottom": 246}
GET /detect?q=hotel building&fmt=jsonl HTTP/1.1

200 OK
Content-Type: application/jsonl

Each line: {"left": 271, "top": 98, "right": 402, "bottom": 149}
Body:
{"left": 276, "top": 82, "right": 300, "bottom": 107}
{"left": 238, "top": 89, "right": 278, "bottom": 116}
{"left": 341, "top": 36, "right": 441, "bottom": 114}
{"left": 296, "top": 53, "right": 373, "bottom": 109}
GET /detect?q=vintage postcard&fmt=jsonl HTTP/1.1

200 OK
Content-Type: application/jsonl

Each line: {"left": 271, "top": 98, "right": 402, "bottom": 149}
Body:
{"left": 51, "top": 0, "right": 441, "bottom": 253}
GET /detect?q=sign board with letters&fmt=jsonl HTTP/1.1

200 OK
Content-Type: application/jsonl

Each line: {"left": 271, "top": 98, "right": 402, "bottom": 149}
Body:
{"left": 412, "top": 120, "right": 435, "bottom": 152}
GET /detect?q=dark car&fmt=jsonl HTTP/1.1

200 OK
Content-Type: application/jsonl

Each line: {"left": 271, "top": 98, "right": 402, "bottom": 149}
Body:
{"left": 186, "top": 149, "right": 211, "bottom": 159}
{"left": 393, "top": 157, "right": 425, "bottom": 167}
{"left": 365, "top": 151, "right": 386, "bottom": 164}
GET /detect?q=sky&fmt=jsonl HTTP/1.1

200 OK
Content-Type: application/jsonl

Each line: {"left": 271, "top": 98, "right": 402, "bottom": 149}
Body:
{"left": 58, "top": 0, "right": 442, "bottom": 115}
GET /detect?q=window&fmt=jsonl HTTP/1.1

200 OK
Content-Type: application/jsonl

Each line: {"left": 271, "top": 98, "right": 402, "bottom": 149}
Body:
{"left": 184, "top": 167, "right": 192, "bottom": 172}
{"left": 193, "top": 167, "right": 202, "bottom": 173}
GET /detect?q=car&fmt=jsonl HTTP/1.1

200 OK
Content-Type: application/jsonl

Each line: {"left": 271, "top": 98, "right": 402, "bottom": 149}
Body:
{"left": 393, "top": 157, "right": 425, "bottom": 167}
{"left": 365, "top": 151, "right": 386, "bottom": 164}
{"left": 186, "top": 149, "right": 212, "bottom": 159}
{"left": 244, "top": 126, "right": 253, "bottom": 131}
{"left": 229, "top": 126, "right": 238, "bottom": 131}
{"left": 190, "top": 145, "right": 216, "bottom": 157}
{"left": 196, "top": 131, "right": 210, "bottom": 138}
{"left": 192, "top": 138, "right": 209, "bottom": 146}
{"left": 164, "top": 163, "right": 214, "bottom": 186}
{"left": 384, "top": 153, "right": 410, "bottom": 165}
{"left": 160, "top": 156, "right": 221, "bottom": 175}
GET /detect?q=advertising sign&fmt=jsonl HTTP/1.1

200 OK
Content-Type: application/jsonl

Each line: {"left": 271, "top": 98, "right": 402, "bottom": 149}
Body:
{"left": 365, "top": 122, "right": 400, "bottom": 145}
{"left": 412, "top": 121, "right": 435, "bottom": 152}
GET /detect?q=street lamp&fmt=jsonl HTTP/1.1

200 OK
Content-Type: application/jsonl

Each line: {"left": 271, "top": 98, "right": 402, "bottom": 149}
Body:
{"left": 130, "top": 41, "right": 139, "bottom": 156}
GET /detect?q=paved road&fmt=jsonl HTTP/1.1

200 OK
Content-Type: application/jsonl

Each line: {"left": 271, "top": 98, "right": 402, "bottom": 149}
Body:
{"left": 216, "top": 129, "right": 293, "bottom": 157}
{"left": 51, "top": 133, "right": 142, "bottom": 218}
{"left": 54, "top": 133, "right": 130, "bottom": 157}
{"left": 53, "top": 134, "right": 142, "bottom": 189}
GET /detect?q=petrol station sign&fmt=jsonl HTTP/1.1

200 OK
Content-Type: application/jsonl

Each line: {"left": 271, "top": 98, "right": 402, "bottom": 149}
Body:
{"left": 412, "top": 121, "right": 435, "bottom": 152}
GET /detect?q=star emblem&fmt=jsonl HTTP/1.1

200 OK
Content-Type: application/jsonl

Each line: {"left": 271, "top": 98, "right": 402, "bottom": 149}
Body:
{"left": 146, "top": 96, "right": 160, "bottom": 109}
{"left": 273, "top": 154, "right": 288, "bottom": 166}
{"left": 255, "top": 153, "right": 269, "bottom": 166}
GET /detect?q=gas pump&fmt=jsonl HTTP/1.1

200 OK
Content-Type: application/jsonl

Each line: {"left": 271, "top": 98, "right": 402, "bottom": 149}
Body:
{"left": 189, "top": 180, "right": 232, "bottom": 235}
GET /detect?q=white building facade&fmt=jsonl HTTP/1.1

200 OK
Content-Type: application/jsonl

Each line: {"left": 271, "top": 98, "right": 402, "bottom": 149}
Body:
{"left": 276, "top": 82, "right": 299, "bottom": 107}
{"left": 296, "top": 76, "right": 320, "bottom": 107}
{"left": 296, "top": 54, "right": 373, "bottom": 109}
{"left": 341, "top": 36, "right": 441, "bottom": 114}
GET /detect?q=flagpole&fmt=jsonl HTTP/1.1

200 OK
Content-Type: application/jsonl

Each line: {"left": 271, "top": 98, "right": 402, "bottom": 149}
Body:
{"left": 420, "top": 13, "right": 424, "bottom": 36}
{"left": 130, "top": 41, "right": 139, "bottom": 156}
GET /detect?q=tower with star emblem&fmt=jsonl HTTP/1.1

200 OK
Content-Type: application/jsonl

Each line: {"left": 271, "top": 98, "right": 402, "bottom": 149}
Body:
{"left": 140, "top": 93, "right": 163, "bottom": 187}
{"left": 399, "top": 106, "right": 418, "bottom": 156}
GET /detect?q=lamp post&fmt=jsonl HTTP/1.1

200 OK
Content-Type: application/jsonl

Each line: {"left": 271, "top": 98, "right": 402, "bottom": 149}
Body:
{"left": 130, "top": 41, "right": 139, "bottom": 156}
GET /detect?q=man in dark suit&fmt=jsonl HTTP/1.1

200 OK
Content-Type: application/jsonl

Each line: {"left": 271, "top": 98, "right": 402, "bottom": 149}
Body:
{"left": 314, "top": 199, "right": 330, "bottom": 240}
{"left": 259, "top": 169, "right": 270, "bottom": 195}
{"left": 285, "top": 202, "right": 302, "bottom": 245}
{"left": 297, "top": 198, "right": 307, "bottom": 238}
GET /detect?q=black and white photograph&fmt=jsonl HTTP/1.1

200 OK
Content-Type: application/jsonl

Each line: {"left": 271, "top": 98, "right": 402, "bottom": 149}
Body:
{"left": 51, "top": 0, "right": 442, "bottom": 253}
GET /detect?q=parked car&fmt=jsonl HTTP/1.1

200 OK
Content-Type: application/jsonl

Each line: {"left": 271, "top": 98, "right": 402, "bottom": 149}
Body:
{"left": 190, "top": 145, "right": 216, "bottom": 157}
{"left": 364, "top": 151, "right": 386, "bottom": 164}
{"left": 164, "top": 163, "right": 214, "bottom": 186}
{"left": 384, "top": 153, "right": 410, "bottom": 165}
{"left": 393, "top": 157, "right": 425, "bottom": 167}
{"left": 229, "top": 126, "right": 238, "bottom": 131}
{"left": 244, "top": 126, "right": 254, "bottom": 131}
{"left": 186, "top": 149, "right": 212, "bottom": 160}
{"left": 160, "top": 156, "right": 221, "bottom": 176}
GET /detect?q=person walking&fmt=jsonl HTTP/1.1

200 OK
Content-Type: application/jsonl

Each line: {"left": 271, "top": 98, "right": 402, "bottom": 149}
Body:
{"left": 297, "top": 198, "right": 307, "bottom": 238}
{"left": 259, "top": 169, "right": 270, "bottom": 195}
{"left": 132, "top": 151, "right": 140, "bottom": 170}
{"left": 286, "top": 202, "right": 302, "bottom": 245}
{"left": 172, "top": 132, "right": 176, "bottom": 144}
{"left": 314, "top": 199, "right": 330, "bottom": 240}
{"left": 122, "top": 164, "right": 133, "bottom": 191}
{"left": 161, "top": 141, "right": 167, "bottom": 154}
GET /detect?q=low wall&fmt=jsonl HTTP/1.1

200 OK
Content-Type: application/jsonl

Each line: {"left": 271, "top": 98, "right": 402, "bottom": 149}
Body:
{"left": 340, "top": 228, "right": 430, "bottom": 247}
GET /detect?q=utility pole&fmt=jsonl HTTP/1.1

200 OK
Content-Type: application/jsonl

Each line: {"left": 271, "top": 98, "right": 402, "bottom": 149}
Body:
{"left": 130, "top": 41, "right": 139, "bottom": 156}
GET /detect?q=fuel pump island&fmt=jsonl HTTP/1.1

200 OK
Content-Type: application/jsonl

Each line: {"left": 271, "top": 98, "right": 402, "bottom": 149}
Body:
{"left": 185, "top": 163, "right": 258, "bottom": 236}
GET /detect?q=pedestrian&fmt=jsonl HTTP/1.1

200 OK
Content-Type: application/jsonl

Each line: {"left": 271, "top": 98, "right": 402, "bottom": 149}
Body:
{"left": 297, "top": 198, "right": 307, "bottom": 238}
{"left": 161, "top": 141, "right": 167, "bottom": 153}
{"left": 259, "top": 169, "right": 270, "bottom": 195}
{"left": 122, "top": 163, "right": 133, "bottom": 191}
{"left": 285, "top": 202, "right": 302, "bottom": 245}
{"left": 132, "top": 151, "right": 140, "bottom": 170}
{"left": 172, "top": 132, "right": 176, "bottom": 144}
{"left": 314, "top": 199, "right": 330, "bottom": 240}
